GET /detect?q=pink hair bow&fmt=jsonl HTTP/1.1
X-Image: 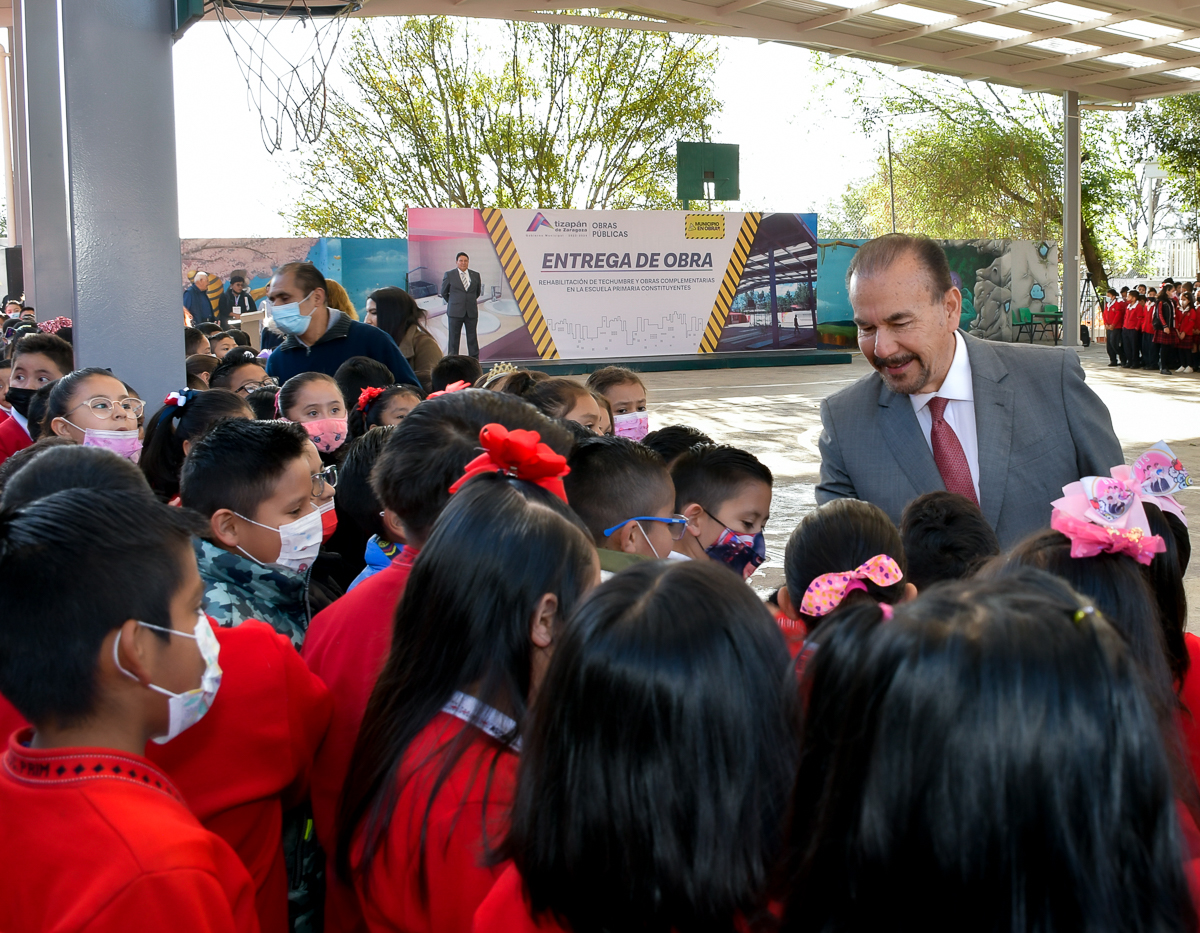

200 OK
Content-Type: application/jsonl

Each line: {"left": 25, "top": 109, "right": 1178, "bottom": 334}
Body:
{"left": 1050, "top": 466, "right": 1166, "bottom": 565}
{"left": 800, "top": 554, "right": 903, "bottom": 618}
{"left": 1132, "top": 441, "right": 1190, "bottom": 527}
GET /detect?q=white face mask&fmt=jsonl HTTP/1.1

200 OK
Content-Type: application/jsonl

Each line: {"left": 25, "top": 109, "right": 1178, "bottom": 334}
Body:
{"left": 270, "top": 291, "right": 315, "bottom": 337}
{"left": 234, "top": 504, "right": 322, "bottom": 573}
{"left": 114, "top": 610, "right": 223, "bottom": 745}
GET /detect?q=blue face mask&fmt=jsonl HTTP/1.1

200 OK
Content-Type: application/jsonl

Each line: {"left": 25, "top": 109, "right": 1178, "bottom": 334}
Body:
{"left": 705, "top": 526, "right": 766, "bottom": 579}
{"left": 270, "top": 291, "right": 315, "bottom": 337}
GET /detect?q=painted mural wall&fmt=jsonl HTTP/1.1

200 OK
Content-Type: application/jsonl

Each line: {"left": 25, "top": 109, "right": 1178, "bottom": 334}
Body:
{"left": 815, "top": 238, "right": 1060, "bottom": 346}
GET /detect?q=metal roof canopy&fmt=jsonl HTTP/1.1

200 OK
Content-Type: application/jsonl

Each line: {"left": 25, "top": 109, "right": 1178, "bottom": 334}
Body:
{"left": 348, "top": 0, "right": 1200, "bottom": 348}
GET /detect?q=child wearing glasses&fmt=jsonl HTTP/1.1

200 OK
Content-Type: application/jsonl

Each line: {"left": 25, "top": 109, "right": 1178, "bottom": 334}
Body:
{"left": 562, "top": 435, "right": 681, "bottom": 579}
{"left": 42, "top": 367, "right": 143, "bottom": 461}
{"left": 179, "top": 418, "right": 321, "bottom": 649}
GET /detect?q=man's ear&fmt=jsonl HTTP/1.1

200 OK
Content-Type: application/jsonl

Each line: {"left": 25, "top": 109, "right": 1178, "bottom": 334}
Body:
{"left": 209, "top": 509, "right": 240, "bottom": 550}
{"left": 680, "top": 502, "right": 704, "bottom": 538}
{"left": 777, "top": 585, "right": 800, "bottom": 620}
{"left": 530, "top": 593, "right": 558, "bottom": 649}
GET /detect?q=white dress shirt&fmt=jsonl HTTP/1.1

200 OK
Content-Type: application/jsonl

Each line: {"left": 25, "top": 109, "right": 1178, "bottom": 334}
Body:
{"left": 910, "top": 331, "right": 980, "bottom": 501}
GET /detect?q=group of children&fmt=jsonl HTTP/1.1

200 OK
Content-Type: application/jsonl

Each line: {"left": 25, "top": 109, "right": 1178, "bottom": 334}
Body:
{"left": 0, "top": 313, "right": 1199, "bottom": 933}
{"left": 1103, "top": 279, "right": 1200, "bottom": 374}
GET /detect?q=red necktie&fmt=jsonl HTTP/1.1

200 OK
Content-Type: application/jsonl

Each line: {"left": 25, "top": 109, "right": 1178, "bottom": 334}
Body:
{"left": 928, "top": 397, "right": 978, "bottom": 506}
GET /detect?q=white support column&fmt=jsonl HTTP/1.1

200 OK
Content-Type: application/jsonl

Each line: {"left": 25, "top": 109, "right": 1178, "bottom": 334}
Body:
{"left": 1062, "top": 90, "right": 1080, "bottom": 349}
{"left": 0, "top": 29, "right": 14, "bottom": 249}
{"left": 56, "top": 0, "right": 182, "bottom": 403}
{"left": 8, "top": 12, "right": 30, "bottom": 294}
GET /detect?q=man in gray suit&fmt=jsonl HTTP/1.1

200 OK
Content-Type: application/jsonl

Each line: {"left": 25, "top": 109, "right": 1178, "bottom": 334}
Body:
{"left": 817, "top": 234, "right": 1122, "bottom": 548}
{"left": 440, "top": 251, "right": 484, "bottom": 358}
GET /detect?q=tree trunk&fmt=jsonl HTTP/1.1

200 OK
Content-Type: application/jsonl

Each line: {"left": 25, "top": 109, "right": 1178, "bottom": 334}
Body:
{"left": 1081, "top": 215, "right": 1108, "bottom": 293}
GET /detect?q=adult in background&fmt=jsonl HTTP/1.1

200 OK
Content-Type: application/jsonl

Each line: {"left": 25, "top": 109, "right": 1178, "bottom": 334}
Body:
{"left": 183, "top": 271, "right": 214, "bottom": 325}
{"left": 263, "top": 262, "right": 419, "bottom": 387}
{"left": 365, "top": 286, "right": 442, "bottom": 391}
{"left": 440, "top": 252, "right": 483, "bottom": 358}
{"left": 218, "top": 273, "right": 255, "bottom": 330}
{"left": 816, "top": 234, "right": 1121, "bottom": 549}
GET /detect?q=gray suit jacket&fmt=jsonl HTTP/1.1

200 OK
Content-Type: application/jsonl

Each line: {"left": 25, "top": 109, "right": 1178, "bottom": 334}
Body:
{"left": 816, "top": 334, "right": 1123, "bottom": 548}
{"left": 440, "top": 268, "right": 483, "bottom": 320}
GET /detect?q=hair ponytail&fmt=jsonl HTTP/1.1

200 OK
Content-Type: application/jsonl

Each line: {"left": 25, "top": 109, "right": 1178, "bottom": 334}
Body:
{"left": 140, "top": 388, "right": 251, "bottom": 501}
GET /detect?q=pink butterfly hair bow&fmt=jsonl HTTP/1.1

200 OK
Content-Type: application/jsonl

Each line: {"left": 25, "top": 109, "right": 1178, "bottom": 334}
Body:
{"left": 800, "top": 554, "right": 903, "bottom": 618}
{"left": 1050, "top": 466, "right": 1166, "bottom": 565}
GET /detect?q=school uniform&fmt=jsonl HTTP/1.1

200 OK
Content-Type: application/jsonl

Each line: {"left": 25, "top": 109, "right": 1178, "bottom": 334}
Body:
{"left": 1103, "top": 299, "right": 1125, "bottom": 366}
{"left": 1177, "top": 306, "right": 1198, "bottom": 371}
{"left": 0, "top": 621, "right": 331, "bottom": 933}
{"left": 1143, "top": 300, "right": 1160, "bottom": 370}
{"left": 1153, "top": 297, "right": 1178, "bottom": 371}
{"left": 1124, "top": 303, "right": 1144, "bottom": 368}
{"left": 0, "top": 729, "right": 261, "bottom": 933}
{"left": 473, "top": 865, "right": 567, "bottom": 933}
{"left": 302, "top": 547, "right": 419, "bottom": 933}
{"left": 352, "top": 709, "right": 520, "bottom": 933}
{"left": 0, "top": 409, "right": 32, "bottom": 465}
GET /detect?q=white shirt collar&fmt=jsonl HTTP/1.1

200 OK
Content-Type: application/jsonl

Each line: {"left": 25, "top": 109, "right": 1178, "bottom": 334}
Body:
{"left": 911, "top": 331, "right": 973, "bottom": 412}
{"left": 10, "top": 406, "right": 28, "bottom": 433}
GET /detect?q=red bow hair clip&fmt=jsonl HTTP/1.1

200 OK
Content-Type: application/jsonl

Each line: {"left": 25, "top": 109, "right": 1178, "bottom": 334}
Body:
{"left": 448, "top": 424, "right": 570, "bottom": 502}
{"left": 427, "top": 380, "right": 471, "bottom": 400}
{"left": 357, "top": 386, "right": 386, "bottom": 412}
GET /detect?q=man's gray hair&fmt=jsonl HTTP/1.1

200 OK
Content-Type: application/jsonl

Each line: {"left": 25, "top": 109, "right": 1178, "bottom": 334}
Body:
{"left": 846, "top": 234, "right": 953, "bottom": 302}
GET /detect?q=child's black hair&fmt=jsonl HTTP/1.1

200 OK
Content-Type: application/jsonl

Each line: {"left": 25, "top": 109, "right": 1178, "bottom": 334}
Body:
{"left": 0, "top": 441, "right": 144, "bottom": 508}
{"left": 26, "top": 382, "right": 56, "bottom": 441}
{"left": 585, "top": 364, "right": 645, "bottom": 395}
{"left": 562, "top": 436, "right": 673, "bottom": 545}
{"left": 371, "top": 389, "right": 573, "bottom": 544}
{"left": 186, "top": 353, "right": 219, "bottom": 385}
{"left": 431, "top": 355, "right": 483, "bottom": 392}
{"left": 1143, "top": 503, "right": 1189, "bottom": 686}
{"left": 349, "top": 384, "right": 423, "bottom": 439}
{"left": 336, "top": 425, "right": 396, "bottom": 547}
{"left": 501, "top": 372, "right": 594, "bottom": 420}
{"left": 278, "top": 371, "right": 343, "bottom": 421}
{"left": 0, "top": 488, "right": 207, "bottom": 726}
{"left": 244, "top": 385, "right": 280, "bottom": 420}
{"left": 899, "top": 491, "right": 999, "bottom": 591}
{"left": 334, "top": 355, "right": 395, "bottom": 421}
{"left": 642, "top": 424, "right": 713, "bottom": 465}
{"left": 183, "top": 326, "right": 207, "bottom": 356}
{"left": 179, "top": 418, "right": 311, "bottom": 520}
{"left": 12, "top": 332, "right": 73, "bottom": 376}
{"left": 230, "top": 329, "right": 252, "bottom": 347}
{"left": 140, "top": 389, "right": 253, "bottom": 501}
{"left": 0, "top": 358, "right": 11, "bottom": 372}
{"left": 784, "top": 498, "right": 908, "bottom": 627}
{"left": 670, "top": 443, "right": 773, "bottom": 514}
{"left": 209, "top": 349, "right": 265, "bottom": 390}
{"left": 196, "top": 322, "right": 222, "bottom": 336}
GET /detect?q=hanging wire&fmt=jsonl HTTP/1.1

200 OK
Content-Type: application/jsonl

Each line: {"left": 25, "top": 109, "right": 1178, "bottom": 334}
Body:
{"left": 210, "top": 0, "right": 359, "bottom": 153}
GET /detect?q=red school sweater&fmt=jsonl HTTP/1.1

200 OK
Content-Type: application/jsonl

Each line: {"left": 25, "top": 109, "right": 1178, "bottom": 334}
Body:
{"left": 0, "top": 620, "right": 332, "bottom": 933}
{"left": 302, "top": 547, "right": 419, "bottom": 933}
{"left": 352, "top": 712, "right": 520, "bottom": 933}
{"left": 0, "top": 413, "right": 31, "bottom": 466}
{"left": 1103, "top": 299, "right": 1126, "bottom": 329}
{"left": 0, "top": 730, "right": 261, "bottom": 933}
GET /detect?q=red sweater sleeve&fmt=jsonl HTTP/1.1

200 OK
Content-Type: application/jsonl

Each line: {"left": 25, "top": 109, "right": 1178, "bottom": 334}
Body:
{"left": 82, "top": 867, "right": 261, "bottom": 933}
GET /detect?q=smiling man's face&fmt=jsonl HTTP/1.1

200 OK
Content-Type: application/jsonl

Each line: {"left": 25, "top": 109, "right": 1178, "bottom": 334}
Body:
{"left": 850, "top": 249, "right": 961, "bottom": 396}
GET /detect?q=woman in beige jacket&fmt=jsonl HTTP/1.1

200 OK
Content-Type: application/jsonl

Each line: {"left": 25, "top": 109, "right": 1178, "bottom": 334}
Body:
{"left": 364, "top": 286, "right": 443, "bottom": 392}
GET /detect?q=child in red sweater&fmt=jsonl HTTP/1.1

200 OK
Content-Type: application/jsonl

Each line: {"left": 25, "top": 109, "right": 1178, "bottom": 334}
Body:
{"left": 1123, "top": 294, "right": 1145, "bottom": 369}
{"left": 339, "top": 460, "right": 598, "bottom": 933}
{"left": 303, "top": 391, "right": 579, "bottom": 933}
{"left": 0, "top": 489, "right": 260, "bottom": 933}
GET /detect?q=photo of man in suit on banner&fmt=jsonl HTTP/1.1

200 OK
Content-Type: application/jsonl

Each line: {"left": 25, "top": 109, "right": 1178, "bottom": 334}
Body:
{"left": 441, "top": 251, "right": 484, "bottom": 358}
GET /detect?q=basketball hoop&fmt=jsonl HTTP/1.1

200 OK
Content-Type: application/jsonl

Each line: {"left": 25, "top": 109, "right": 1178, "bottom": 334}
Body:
{"left": 212, "top": 0, "right": 361, "bottom": 153}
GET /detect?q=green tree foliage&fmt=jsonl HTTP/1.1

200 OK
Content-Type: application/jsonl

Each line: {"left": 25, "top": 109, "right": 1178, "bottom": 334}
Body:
{"left": 289, "top": 17, "right": 720, "bottom": 236}
{"left": 815, "top": 64, "right": 1147, "bottom": 287}
{"left": 1137, "top": 96, "right": 1200, "bottom": 243}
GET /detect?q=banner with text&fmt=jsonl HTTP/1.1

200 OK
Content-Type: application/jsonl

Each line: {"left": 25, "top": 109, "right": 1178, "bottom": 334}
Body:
{"left": 407, "top": 208, "right": 819, "bottom": 361}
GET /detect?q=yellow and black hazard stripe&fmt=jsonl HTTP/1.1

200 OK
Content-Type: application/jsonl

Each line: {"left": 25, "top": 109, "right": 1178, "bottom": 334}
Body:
{"left": 698, "top": 212, "right": 761, "bottom": 353}
{"left": 480, "top": 208, "right": 560, "bottom": 360}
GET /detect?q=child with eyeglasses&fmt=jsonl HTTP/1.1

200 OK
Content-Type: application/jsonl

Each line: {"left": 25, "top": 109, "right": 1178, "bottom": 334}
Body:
{"left": 179, "top": 418, "right": 322, "bottom": 649}
{"left": 42, "top": 367, "right": 144, "bottom": 462}
{"left": 562, "top": 435, "right": 682, "bottom": 579}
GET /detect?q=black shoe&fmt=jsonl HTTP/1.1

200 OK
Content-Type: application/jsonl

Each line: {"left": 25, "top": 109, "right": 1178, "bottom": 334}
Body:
{"left": 1161, "top": 369, "right": 1173, "bottom": 375}
{"left": 1108, "top": 361, "right": 1119, "bottom": 366}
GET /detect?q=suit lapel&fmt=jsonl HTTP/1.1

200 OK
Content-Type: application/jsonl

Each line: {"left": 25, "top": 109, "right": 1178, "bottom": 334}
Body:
{"left": 964, "top": 335, "right": 1013, "bottom": 529}
{"left": 876, "top": 381, "right": 944, "bottom": 496}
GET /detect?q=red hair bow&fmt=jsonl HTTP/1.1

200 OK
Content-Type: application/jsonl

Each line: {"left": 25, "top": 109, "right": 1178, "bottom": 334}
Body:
{"left": 448, "top": 424, "right": 570, "bottom": 502}
{"left": 357, "top": 385, "right": 386, "bottom": 412}
{"left": 427, "top": 380, "right": 471, "bottom": 400}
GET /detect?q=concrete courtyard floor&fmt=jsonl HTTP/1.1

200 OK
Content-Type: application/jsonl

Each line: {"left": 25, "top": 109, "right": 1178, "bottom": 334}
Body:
{"left": 639, "top": 344, "right": 1200, "bottom": 626}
